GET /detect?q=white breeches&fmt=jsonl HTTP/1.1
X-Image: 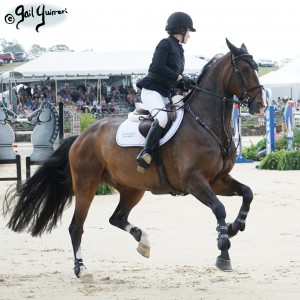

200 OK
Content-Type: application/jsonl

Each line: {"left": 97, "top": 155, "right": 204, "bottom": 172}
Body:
{"left": 141, "top": 88, "right": 170, "bottom": 128}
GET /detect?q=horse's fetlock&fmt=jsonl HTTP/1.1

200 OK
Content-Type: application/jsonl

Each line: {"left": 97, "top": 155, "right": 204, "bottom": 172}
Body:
{"left": 130, "top": 227, "right": 142, "bottom": 242}
{"left": 74, "top": 258, "right": 85, "bottom": 278}
{"left": 217, "top": 237, "right": 231, "bottom": 250}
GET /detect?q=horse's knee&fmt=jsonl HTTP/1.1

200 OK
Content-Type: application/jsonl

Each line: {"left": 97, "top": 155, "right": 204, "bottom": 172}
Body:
{"left": 242, "top": 186, "right": 253, "bottom": 206}
{"left": 213, "top": 202, "right": 226, "bottom": 221}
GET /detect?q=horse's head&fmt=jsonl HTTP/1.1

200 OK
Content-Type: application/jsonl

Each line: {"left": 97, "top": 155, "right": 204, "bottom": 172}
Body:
{"left": 0, "top": 106, "right": 18, "bottom": 124}
{"left": 27, "top": 101, "right": 52, "bottom": 125}
{"left": 225, "top": 38, "right": 265, "bottom": 115}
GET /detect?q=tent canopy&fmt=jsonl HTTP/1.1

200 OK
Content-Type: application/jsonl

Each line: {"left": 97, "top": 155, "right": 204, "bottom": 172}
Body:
{"left": 3, "top": 51, "right": 206, "bottom": 80}
{"left": 260, "top": 57, "right": 300, "bottom": 100}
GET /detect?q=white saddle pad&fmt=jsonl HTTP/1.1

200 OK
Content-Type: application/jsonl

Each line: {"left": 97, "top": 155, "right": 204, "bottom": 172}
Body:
{"left": 116, "top": 106, "right": 184, "bottom": 147}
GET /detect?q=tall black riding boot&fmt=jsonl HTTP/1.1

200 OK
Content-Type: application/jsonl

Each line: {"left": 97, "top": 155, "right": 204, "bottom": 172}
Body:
{"left": 136, "top": 120, "right": 164, "bottom": 173}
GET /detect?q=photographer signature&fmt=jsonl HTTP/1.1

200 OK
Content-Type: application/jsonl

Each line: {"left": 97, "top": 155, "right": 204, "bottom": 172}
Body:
{"left": 4, "top": 4, "right": 68, "bottom": 32}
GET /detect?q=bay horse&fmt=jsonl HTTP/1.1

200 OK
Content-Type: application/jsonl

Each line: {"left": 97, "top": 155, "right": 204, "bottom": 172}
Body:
{"left": 3, "top": 39, "right": 265, "bottom": 280}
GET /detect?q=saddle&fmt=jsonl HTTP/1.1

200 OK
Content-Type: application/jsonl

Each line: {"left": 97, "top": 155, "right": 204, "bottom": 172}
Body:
{"left": 128, "top": 95, "right": 183, "bottom": 137}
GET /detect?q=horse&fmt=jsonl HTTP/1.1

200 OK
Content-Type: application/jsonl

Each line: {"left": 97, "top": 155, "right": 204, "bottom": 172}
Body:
{"left": 3, "top": 39, "right": 265, "bottom": 280}
{"left": 26, "top": 101, "right": 59, "bottom": 162}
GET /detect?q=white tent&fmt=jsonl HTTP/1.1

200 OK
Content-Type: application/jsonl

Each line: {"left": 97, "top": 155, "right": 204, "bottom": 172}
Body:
{"left": 2, "top": 51, "right": 206, "bottom": 81}
{"left": 260, "top": 57, "right": 300, "bottom": 101}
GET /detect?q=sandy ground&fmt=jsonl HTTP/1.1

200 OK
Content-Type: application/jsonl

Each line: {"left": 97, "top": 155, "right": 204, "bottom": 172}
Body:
{"left": 0, "top": 137, "right": 300, "bottom": 300}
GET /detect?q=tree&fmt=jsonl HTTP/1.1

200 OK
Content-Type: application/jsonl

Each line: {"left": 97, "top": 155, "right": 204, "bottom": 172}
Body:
{"left": 30, "top": 44, "right": 47, "bottom": 55}
{"left": 48, "top": 44, "right": 73, "bottom": 52}
{"left": 1, "top": 39, "right": 24, "bottom": 53}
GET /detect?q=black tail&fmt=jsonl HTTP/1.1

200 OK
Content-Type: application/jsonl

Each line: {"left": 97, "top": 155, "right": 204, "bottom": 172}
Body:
{"left": 3, "top": 135, "right": 78, "bottom": 236}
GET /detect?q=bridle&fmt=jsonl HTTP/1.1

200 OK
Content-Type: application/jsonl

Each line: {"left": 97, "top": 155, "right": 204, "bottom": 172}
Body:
{"left": 229, "top": 53, "right": 264, "bottom": 107}
{"left": 185, "top": 52, "right": 264, "bottom": 107}
{"left": 182, "top": 52, "right": 264, "bottom": 160}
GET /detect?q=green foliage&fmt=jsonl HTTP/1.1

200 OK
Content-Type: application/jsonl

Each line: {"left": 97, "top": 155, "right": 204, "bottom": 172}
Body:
{"left": 242, "top": 138, "right": 266, "bottom": 161}
{"left": 1, "top": 39, "right": 24, "bottom": 53}
{"left": 256, "top": 138, "right": 266, "bottom": 151}
{"left": 277, "top": 151, "right": 300, "bottom": 170}
{"left": 30, "top": 44, "right": 46, "bottom": 55}
{"left": 292, "top": 127, "right": 300, "bottom": 150}
{"left": 242, "top": 144, "right": 259, "bottom": 161}
{"left": 80, "top": 113, "right": 98, "bottom": 132}
{"left": 259, "top": 150, "right": 300, "bottom": 170}
{"left": 258, "top": 66, "right": 279, "bottom": 77}
{"left": 259, "top": 150, "right": 285, "bottom": 170}
{"left": 95, "top": 182, "right": 115, "bottom": 195}
{"left": 275, "top": 134, "right": 288, "bottom": 151}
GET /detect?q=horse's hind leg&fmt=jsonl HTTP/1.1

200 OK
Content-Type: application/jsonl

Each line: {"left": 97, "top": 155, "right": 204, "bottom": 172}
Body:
{"left": 211, "top": 174, "right": 253, "bottom": 238}
{"left": 68, "top": 164, "right": 102, "bottom": 281}
{"left": 69, "top": 195, "right": 95, "bottom": 282}
{"left": 109, "top": 187, "right": 150, "bottom": 258}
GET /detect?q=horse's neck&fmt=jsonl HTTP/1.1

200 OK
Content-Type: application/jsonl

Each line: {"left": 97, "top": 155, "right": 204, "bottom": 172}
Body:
{"left": 190, "top": 65, "right": 233, "bottom": 136}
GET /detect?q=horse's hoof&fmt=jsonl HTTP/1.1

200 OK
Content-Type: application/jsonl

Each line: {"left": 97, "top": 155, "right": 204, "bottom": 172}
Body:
{"left": 137, "top": 242, "right": 150, "bottom": 258}
{"left": 227, "top": 223, "right": 238, "bottom": 238}
{"left": 215, "top": 257, "right": 232, "bottom": 272}
{"left": 80, "top": 272, "right": 94, "bottom": 284}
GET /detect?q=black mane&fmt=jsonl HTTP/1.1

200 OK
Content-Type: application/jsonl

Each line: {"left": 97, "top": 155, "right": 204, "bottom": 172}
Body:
{"left": 197, "top": 53, "right": 223, "bottom": 84}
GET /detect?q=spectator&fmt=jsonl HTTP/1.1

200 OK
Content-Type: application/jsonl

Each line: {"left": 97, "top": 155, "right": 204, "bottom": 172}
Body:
{"left": 271, "top": 100, "right": 278, "bottom": 111}
{"left": 100, "top": 98, "right": 108, "bottom": 112}
{"left": 101, "top": 82, "right": 108, "bottom": 97}
{"left": 108, "top": 97, "right": 119, "bottom": 114}
{"left": 77, "top": 82, "right": 87, "bottom": 94}
{"left": 25, "top": 84, "right": 32, "bottom": 97}
{"left": 90, "top": 104, "right": 100, "bottom": 114}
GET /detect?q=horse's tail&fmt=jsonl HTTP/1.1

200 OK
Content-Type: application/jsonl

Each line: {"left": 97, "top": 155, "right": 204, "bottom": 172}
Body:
{"left": 3, "top": 135, "right": 78, "bottom": 237}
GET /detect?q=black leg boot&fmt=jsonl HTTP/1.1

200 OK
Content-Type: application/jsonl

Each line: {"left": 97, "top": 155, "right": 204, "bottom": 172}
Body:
{"left": 136, "top": 120, "right": 164, "bottom": 173}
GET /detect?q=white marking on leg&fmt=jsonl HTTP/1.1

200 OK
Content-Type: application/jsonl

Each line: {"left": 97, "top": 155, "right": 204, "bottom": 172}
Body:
{"left": 75, "top": 247, "right": 82, "bottom": 260}
{"left": 140, "top": 230, "right": 150, "bottom": 247}
{"left": 125, "top": 224, "right": 134, "bottom": 233}
{"left": 125, "top": 224, "right": 150, "bottom": 247}
{"left": 75, "top": 247, "right": 87, "bottom": 278}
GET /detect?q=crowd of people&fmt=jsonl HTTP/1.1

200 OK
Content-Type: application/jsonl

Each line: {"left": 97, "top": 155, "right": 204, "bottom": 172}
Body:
{"left": 11, "top": 80, "right": 139, "bottom": 117}
{"left": 270, "top": 96, "right": 300, "bottom": 133}
{"left": 58, "top": 81, "right": 138, "bottom": 115}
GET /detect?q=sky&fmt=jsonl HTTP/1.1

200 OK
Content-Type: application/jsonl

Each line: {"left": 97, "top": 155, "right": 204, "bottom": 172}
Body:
{"left": 1, "top": 0, "right": 300, "bottom": 62}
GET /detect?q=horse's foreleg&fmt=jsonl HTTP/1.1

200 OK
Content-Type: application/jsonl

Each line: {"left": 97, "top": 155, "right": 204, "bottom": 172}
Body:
{"left": 109, "top": 188, "right": 150, "bottom": 257}
{"left": 211, "top": 174, "right": 253, "bottom": 238}
{"left": 189, "top": 181, "right": 232, "bottom": 271}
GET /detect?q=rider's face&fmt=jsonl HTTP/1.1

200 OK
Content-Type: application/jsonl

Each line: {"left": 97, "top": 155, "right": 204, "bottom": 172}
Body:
{"left": 182, "top": 29, "right": 191, "bottom": 44}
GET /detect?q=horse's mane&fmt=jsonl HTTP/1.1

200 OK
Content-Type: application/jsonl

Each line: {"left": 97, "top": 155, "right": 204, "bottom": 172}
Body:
{"left": 197, "top": 53, "right": 224, "bottom": 85}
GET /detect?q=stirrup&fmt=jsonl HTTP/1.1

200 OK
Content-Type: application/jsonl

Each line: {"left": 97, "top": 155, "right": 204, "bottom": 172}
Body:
{"left": 136, "top": 153, "right": 152, "bottom": 173}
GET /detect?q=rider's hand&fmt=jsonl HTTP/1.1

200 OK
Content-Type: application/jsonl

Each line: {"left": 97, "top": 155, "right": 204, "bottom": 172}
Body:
{"left": 178, "top": 76, "right": 196, "bottom": 91}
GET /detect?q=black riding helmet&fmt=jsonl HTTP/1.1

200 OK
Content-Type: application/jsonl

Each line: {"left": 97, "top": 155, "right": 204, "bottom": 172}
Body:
{"left": 165, "top": 12, "right": 196, "bottom": 33}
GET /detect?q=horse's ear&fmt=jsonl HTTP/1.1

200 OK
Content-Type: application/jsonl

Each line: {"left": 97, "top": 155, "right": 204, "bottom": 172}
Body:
{"left": 226, "top": 38, "right": 239, "bottom": 54}
{"left": 241, "top": 43, "right": 248, "bottom": 53}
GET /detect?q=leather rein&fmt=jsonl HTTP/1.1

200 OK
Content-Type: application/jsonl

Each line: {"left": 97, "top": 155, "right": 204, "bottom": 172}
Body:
{"left": 183, "top": 53, "right": 264, "bottom": 159}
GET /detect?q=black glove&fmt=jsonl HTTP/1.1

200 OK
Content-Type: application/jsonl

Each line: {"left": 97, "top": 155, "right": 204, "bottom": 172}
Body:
{"left": 179, "top": 76, "right": 196, "bottom": 91}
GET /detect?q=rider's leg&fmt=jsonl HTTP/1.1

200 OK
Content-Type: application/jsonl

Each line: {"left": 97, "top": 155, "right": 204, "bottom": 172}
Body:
{"left": 136, "top": 89, "right": 169, "bottom": 171}
{"left": 136, "top": 119, "right": 164, "bottom": 168}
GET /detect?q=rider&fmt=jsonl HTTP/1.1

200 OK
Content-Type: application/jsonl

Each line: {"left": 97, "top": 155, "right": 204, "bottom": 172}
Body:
{"left": 136, "top": 11, "right": 196, "bottom": 173}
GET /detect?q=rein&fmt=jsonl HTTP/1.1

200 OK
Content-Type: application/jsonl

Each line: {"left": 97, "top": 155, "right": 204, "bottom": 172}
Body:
{"left": 181, "top": 53, "right": 264, "bottom": 160}
{"left": 184, "top": 88, "right": 233, "bottom": 159}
